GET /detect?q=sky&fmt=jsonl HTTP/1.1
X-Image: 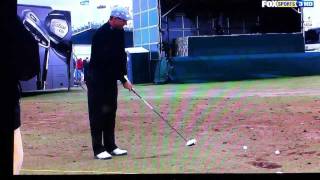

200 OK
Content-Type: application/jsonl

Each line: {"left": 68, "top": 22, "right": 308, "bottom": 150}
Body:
{"left": 17, "top": 0, "right": 133, "bottom": 29}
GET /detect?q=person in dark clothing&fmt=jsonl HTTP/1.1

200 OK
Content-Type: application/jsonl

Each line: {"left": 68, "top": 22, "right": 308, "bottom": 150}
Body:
{"left": 1, "top": 12, "right": 40, "bottom": 175}
{"left": 83, "top": 57, "right": 89, "bottom": 84}
{"left": 1, "top": 1, "right": 17, "bottom": 175}
{"left": 87, "top": 6, "right": 133, "bottom": 160}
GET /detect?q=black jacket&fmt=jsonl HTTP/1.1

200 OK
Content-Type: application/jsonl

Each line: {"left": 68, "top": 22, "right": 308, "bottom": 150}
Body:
{"left": 1, "top": 16, "right": 39, "bottom": 132}
{"left": 88, "top": 22, "right": 127, "bottom": 85}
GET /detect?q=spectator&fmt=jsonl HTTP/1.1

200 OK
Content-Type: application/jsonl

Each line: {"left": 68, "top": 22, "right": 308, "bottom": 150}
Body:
{"left": 83, "top": 57, "right": 89, "bottom": 84}
{"left": 75, "top": 58, "right": 83, "bottom": 84}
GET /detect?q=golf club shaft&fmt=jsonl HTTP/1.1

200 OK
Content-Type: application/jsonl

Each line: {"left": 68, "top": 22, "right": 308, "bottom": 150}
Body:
{"left": 42, "top": 48, "right": 50, "bottom": 90}
{"left": 131, "top": 88, "right": 188, "bottom": 142}
{"left": 80, "top": 83, "right": 189, "bottom": 142}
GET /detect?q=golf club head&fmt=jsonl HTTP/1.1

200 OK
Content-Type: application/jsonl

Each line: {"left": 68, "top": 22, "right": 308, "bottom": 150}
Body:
{"left": 21, "top": 9, "right": 50, "bottom": 48}
{"left": 186, "top": 138, "right": 196, "bottom": 147}
{"left": 45, "top": 10, "right": 72, "bottom": 60}
{"left": 45, "top": 10, "right": 70, "bottom": 43}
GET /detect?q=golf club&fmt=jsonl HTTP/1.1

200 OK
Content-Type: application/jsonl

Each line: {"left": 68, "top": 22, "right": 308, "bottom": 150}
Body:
{"left": 45, "top": 10, "right": 73, "bottom": 90}
{"left": 130, "top": 88, "right": 196, "bottom": 147}
{"left": 45, "top": 10, "right": 71, "bottom": 60}
{"left": 79, "top": 80, "right": 196, "bottom": 146}
{"left": 22, "top": 9, "right": 50, "bottom": 90}
{"left": 22, "top": 9, "right": 50, "bottom": 48}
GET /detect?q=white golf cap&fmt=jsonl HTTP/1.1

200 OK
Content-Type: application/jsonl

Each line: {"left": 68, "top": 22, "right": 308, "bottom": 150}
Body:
{"left": 110, "top": 6, "right": 132, "bottom": 21}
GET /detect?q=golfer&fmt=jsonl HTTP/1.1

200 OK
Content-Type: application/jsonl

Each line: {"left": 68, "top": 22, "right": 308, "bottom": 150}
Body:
{"left": 86, "top": 6, "right": 133, "bottom": 160}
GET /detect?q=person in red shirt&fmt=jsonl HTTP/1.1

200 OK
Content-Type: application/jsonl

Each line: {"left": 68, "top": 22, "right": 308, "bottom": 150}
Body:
{"left": 75, "top": 58, "right": 83, "bottom": 84}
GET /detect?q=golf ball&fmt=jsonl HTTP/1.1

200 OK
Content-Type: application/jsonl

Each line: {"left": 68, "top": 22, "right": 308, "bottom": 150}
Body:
{"left": 275, "top": 150, "right": 280, "bottom": 155}
{"left": 243, "top": 146, "right": 248, "bottom": 150}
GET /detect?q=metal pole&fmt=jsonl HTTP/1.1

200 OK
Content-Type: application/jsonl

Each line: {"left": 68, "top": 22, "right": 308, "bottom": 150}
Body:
{"left": 301, "top": 7, "right": 305, "bottom": 38}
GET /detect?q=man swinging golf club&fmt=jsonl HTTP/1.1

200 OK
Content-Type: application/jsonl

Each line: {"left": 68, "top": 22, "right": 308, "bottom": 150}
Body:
{"left": 86, "top": 6, "right": 133, "bottom": 160}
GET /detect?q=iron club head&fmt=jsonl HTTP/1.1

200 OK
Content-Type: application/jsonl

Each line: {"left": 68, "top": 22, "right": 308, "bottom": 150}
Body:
{"left": 45, "top": 10, "right": 72, "bottom": 60}
{"left": 186, "top": 138, "right": 197, "bottom": 146}
{"left": 21, "top": 9, "right": 50, "bottom": 48}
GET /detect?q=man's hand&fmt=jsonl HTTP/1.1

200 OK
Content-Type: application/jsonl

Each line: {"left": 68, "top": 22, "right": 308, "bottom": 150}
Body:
{"left": 122, "top": 81, "right": 133, "bottom": 91}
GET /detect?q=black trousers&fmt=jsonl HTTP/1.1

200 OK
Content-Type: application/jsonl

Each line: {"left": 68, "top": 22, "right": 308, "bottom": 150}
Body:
{"left": 0, "top": 131, "right": 13, "bottom": 175}
{"left": 87, "top": 80, "right": 118, "bottom": 155}
{"left": 0, "top": 102, "right": 18, "bottom": 175}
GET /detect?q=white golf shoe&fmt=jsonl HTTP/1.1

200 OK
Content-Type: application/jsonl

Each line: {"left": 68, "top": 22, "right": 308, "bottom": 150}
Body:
{"left": 111, "top": 148, "right": 127, "bottom": 156}
{"left": 95, "top": 151, "right": 112, "bottom": 160}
